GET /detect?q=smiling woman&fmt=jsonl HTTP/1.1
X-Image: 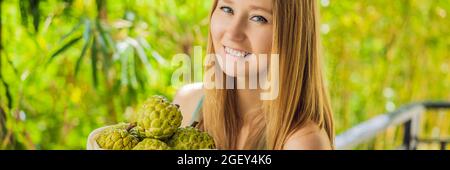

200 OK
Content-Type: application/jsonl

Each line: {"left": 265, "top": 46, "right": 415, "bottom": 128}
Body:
{"left": 211, "top": 0, "right": 273, "bottom": 78}
{"left": 1, "top": 0, "right": 448, "bottom": 151}
{"left": 174, "top": 0, "right": 334, "bottom": 150}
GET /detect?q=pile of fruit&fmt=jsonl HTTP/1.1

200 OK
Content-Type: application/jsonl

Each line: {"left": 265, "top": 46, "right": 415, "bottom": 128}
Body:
{"left": 94, "top": 95, "right": 216, "bottom": 150}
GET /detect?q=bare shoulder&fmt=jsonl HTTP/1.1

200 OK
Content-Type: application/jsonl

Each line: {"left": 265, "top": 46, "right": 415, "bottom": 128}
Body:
{"left": 173, "top": 83, "right": 204, "bottom": 127}
{"left": 283, "top": 122, "right": 332, "bottom": 150}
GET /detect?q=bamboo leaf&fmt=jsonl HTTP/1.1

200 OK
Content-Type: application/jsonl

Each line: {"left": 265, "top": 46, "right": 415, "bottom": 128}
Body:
{"left": 134, "top": 59, "right": 146, "bottom": 91}
{"left": 4, "top": 53, "right": 19, "bottom": 76}
{"left": 128, "top": 38, "right": 154, "bottom": 77}
{"left": 47, "top": 35, "right": 82, "bottom": 65}
{"left": 96, "top": 20, "right": 114, "bottom": 73}
{"left": 60, "top": 20, "right": 83, "bottom": 43}
{"left": 96, "top": 19, "right": 115, "bottom": 52}
{"left": 91, "top": 36, "right": 98, "bottom": 88}
{"left": 75, "top": 20, "right": 92, "bottom": 77}
{"left": 96, "top": 20, "right": 117, "bottom": 77}
{"left": 74, "top": 40, "right": 90, "bottom": 77}
{"left": 82, "top": 20, "right": 91, "bottom": 41}
{"left": 0, "top": 76, "right": 13, "bottom": 110}
{"left": 96, "top": 31, "right": 109, "bottom": 57}
{"left": 137, "top": 37, "right": 168, "bottom": 66}
{"left": 19, "top": 0, "right": 29, "bottom": 28}
{"left": 129, "top": 51, "right": 139, "bottom": 90}
{"left": 120, "top": 43, "right": 131, "bottom": 87}
{"left": 30, "top": 0, "right": 40, "bottom": 32}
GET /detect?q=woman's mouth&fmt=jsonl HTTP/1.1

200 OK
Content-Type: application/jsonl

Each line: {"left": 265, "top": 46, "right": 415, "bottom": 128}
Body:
{"left": 224, "top": 46, "right": 251, "bottom": 59}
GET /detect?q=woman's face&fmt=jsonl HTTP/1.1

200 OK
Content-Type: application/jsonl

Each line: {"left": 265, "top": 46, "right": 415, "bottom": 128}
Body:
{"left": 210, "top": 0, "right": 273, "bottom": 79}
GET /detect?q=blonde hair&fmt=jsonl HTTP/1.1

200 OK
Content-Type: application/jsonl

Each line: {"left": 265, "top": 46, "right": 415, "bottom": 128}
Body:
{"left": 200, "top": 0, "right": 334, "bottom": 150}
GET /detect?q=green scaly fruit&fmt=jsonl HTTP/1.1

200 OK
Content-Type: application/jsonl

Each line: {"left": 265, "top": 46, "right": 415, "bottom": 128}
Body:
{"left": 136, "top": 95, "right": 183, "bottom": 139}
{"left": 100, "top": 123, "right": 142, "bottom": 139}
{"left": 129, "top": 125, "right": 145, "bottom": 139}
{"left": 96, "top": 123, "right": 141, "bottom": 150}
{"left": 133, "top": 138, "right": 171, "bottom": 150}
{"left": 168, "top": 127, "right": 216, "bottom": 150}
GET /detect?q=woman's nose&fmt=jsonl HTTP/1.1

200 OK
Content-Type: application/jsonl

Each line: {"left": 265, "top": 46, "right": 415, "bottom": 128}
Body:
{"left": 224, "top": 17, "right": 246, "bottom": 42}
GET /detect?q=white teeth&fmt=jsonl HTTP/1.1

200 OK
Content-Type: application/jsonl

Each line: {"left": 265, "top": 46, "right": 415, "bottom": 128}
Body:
{"left": 224, "top": 46, "right": 250, "bottom": 58}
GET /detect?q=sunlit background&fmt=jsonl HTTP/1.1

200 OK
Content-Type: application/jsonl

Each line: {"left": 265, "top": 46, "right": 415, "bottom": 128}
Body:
{"left": 0, "top": 0, "right": 449, "bottom": 150}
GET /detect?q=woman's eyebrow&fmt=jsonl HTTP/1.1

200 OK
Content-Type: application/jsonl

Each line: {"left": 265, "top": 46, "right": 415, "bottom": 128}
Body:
{"left": 220, "top": 0, "right": 272, "bottom": 14}
{"left": 221, "top": 0, "right": 234, "bottom": 5}
{"left": 249, "top": 4, "right": 273, "bottom": 14}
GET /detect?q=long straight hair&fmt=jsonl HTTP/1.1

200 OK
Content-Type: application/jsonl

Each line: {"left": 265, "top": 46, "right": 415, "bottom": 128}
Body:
{"left": 200, "top": 0, "right": 335, "bottom": 150}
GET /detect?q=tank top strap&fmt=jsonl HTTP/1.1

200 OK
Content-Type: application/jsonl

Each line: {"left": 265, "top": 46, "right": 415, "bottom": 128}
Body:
{"left": 189, "top": 95, "right": 205, "bottom": 127}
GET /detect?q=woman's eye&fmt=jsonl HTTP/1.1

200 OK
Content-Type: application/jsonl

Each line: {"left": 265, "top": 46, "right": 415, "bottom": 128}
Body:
{"left": 220, "top": 6, "right": 234, "bottom": 14}
{"left": 250, "top": 16, "right": 268, "bottom": 24}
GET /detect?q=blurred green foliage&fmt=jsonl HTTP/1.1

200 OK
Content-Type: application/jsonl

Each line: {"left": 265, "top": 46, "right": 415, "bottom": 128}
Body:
{"left": 0, "top": 0, "right": 449, "bottom": 150}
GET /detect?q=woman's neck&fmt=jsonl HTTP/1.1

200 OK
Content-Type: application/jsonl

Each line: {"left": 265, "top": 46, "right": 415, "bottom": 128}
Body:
{"left": 236, "top": 89, "right": 262, "bottom": 124}
{"left": 235, "top": 88, "right": 264, "bottom": 149}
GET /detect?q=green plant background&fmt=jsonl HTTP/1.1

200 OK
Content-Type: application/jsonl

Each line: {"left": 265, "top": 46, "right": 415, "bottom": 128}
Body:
{"left": 1, "top": 0, "right": 449, "bottom": 150}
